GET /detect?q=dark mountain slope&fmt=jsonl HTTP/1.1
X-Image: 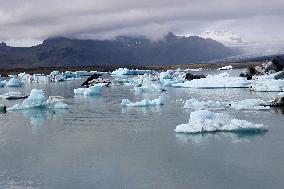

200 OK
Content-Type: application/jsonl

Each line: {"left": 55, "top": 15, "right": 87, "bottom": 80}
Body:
{"left": 0, "top": 33, "right": 237, "bottom": 68}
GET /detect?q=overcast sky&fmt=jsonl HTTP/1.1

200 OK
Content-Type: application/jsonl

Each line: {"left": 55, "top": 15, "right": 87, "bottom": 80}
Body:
{"left": 0, "top": 0, "right": 284, "bottom": 47}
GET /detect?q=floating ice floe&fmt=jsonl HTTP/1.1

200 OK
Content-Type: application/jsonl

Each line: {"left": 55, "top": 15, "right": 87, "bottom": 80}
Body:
{"left": 249, "top": 79, "right": 284, "bottom": 92}
{"left": 8, "top": 89, "right": 67, "bottom": 110}
{"left": 0, "top": 92, "right": 29, "bottom": 100}
{"left": 121, "top": 96, "right": 164, "bottom": 107}
{"left": 74, "top": 83, "right": 106, "bottom": 96}
{"left": 173, "top": 72, "right": 249, "bottom": 88}
{"left": 175, "top": 110, "right": 266, "bottom": 133}
{"left": 5, "top": 78, "right": 24, "bottom": 87}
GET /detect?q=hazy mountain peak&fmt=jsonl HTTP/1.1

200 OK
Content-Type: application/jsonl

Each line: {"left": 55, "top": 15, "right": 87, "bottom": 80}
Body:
{"left": 199, "top": 31, "right": 243, "bottom": 46}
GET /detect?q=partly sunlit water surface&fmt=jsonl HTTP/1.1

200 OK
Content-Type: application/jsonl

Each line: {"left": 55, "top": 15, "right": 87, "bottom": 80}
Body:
{"left": 0, "top": 69, "right": 284, "bottom": 189}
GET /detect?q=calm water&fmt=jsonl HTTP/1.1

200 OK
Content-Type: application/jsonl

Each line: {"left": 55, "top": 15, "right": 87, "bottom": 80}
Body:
{"left": 0, "top": 70, "right": 284, "bottom": 189}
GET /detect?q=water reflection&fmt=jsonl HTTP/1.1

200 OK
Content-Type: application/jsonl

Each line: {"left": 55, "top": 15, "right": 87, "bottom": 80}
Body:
{"left": 122, "top": 106, "right": 162, "bottom": 114}
{"left": 19, "top": 108, "right": 67, "bottom": 133}
{"left": 176, "top": 130, "right": 267, "bottom": 144}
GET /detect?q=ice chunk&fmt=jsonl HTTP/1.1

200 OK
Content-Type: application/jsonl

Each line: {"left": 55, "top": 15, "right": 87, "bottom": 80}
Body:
{"left": 0, "top": 81, "right": 6, "bottom": 87}
{"left": 133, "top": 83, "right": 165, "bottom": 93}
{"left": 0, "top": 92, "right": 28, "bottom": 100}
{"left": 6, "top": 78, "right": 23, "bottom": 87}
{"left": 121, "top": 96, "right": 164, "bottom": 107}
{"left": 8, "top": 89, "right": 67, "bottom": 110}
{"left": 111, "top": 68, "right": 153, "bottom": 76}
{"left": 175, "top": 110, "right": 266, "bottom": 133}
{"left": 173, "top": 72, "right": 249, "bottom": 88}
{"left": 74, "top": 83, "right": 105, "bottom": 96}
{"left": 159, "top": 71, "right": 174, "bottom": 79}
{"left": 230, "top": 99, "right": 270, "bottom": 110}
{"left": 218, "top": 65, "right": 233, "bottom": 70}
{"left": 249, "top": 79, "right": 284, "bottom": 92}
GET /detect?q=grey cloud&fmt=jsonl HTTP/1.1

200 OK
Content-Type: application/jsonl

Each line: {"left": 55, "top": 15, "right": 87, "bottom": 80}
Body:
{"left": 0, "top": 0, "right": 284, "bottom": 47}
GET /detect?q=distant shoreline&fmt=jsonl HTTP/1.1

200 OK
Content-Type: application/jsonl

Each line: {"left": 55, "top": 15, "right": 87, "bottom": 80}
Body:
{"left": 0, "top": 62, "right": 262, "bottom": 76}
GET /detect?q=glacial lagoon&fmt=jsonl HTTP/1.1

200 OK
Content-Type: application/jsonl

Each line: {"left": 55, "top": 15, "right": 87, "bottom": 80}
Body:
{"left": 0, "top": 69, "right": 284, "bottom": 189}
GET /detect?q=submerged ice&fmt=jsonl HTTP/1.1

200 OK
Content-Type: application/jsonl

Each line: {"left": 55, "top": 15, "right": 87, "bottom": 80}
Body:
{"left": 175, "top": 110, "right": 266, "bottom": 133}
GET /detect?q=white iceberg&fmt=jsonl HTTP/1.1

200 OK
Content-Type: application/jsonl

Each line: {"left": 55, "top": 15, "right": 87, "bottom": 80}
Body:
{"left": 111, "top": 68, "right": 153, "bottom": 76}
{"left": 8, "top": 89, "right": 67, "bottom": 110}
{"left": 74, "top": 83, "right": 105, "bottom": 96}
{"left": 175, "top": 110, "right": 266, "bottom": 133}
{"left": 230, "top": 99, "right": 270, "bottom": 110}
{"left": 159, "top": 70, "right": 174, "bottom": 79}
{"left": 249, "top": 79, "right": 284, "bottom": 92}
{"left": 218, "top": 65, "right": 233, "bottom": 70}
{"left": 121, "top": 96, "right": 164, "bottom": 107}
{"left": 5, "top": 78, "right": 24, "bottom": 87}
{"left": 173, "top": 72, "right": 249, "bottom": 88}
{"left": 133, "top": 83, "right": 165, "bottom": 93}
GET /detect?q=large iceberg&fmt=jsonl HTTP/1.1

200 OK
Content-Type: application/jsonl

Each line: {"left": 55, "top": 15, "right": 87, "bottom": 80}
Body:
{"left": 5, "top": 77, "right": 24, "bottom": 87}
{"left": 121, "top": 96, "right": 164, "bottom": 107}
{"left": 173, "top": 72, "right": 250, "bottom": 88}
{"left": 74, "top": 83, "right": 105, "bottom": 96}
{"left": 249, "top": 79, "right": 284, "bottom": 92}
{"left": 175, "top": 110, "right": 266, "bottom": 133}
{"left": 8, "top": 89, "right": 67, "bottom": 110}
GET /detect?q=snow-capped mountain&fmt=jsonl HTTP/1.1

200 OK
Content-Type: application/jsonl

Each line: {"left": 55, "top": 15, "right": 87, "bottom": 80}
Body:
{"left": 199, "top": 31, "right": 243, "bottom": 46}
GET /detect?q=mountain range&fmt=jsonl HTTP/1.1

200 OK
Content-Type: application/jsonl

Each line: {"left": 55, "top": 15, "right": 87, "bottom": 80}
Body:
{"left": 0, "top": 32, "right": 237, "bottom": 68}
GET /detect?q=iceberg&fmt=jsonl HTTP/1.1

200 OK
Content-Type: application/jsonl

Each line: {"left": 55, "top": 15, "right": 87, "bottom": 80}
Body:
{"left": 249, "top": 79, "right": 284, "bottom": 92}
{"left": 111, "top": 68, "right": 153, "bottom": 76}
{"left": 175, "top": 110, "right": 266, "bottom": 133}
{"left": 74, "top": 83, "right": 105, "bottom": 96}
{"left": 121, "top": 96, "right": 164, "bottom": 107}
{"left": 0, "top": 81, "right": 5, "bottom": 87}
{"left": 133, "top": 83, "right": 165, "bottom": 93}
{"left": 173, "top": 72, "right": 249, "bottom": 88}
{"left": 5, "top": 78, "right": 23, "bottom": 87}
{"left": 8, "top": 89, "right": 67, "bottom": 110}
{"left": 218, "top": 65, "right": 233, "bottom": 70}
{"left": 0, "top": 92, "right": 29, "bottom": 100}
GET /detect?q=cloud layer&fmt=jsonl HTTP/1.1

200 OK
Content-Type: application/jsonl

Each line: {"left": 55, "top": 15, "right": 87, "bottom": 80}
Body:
{"left": 0, "top": 0, "right": 284, "bottom": 47}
